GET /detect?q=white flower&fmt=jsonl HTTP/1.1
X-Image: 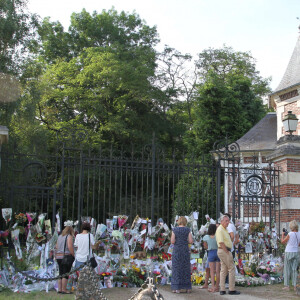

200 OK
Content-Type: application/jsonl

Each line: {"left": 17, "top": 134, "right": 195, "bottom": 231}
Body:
{"left": 64, "top": 220, "right": 74, "bottom": 227}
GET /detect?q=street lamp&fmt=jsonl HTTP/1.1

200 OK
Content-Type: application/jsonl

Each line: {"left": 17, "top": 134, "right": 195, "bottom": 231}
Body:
{"left": 282, "top": 111, "right": 298, "bottom": 135}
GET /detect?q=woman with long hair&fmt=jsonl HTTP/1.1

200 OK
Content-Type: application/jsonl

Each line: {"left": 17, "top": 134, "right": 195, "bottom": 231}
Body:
{"left": 203, "top": 223, "right": 220, "bottom": 292}
{"left": 55, "top": 224, "right": 75, "bottom": 294}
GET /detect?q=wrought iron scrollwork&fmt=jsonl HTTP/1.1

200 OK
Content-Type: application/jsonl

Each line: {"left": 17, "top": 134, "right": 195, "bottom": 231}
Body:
{"left": 56, "top": 127, "right": 88, "bottom": 148}
{"left": 23, "top": 162, "right": 47, "bottom": 185}
{"left": 246, "top": 174, "right": 263, "bottom": 196}
{"left": 213, "top": 135, "right": 240, "bottom": 161}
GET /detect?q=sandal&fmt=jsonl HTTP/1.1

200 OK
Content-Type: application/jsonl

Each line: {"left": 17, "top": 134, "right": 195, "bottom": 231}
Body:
{"left": 208, "top": 288, "right": 216, "bottom": 293}
{"left": 199, "top": 285, "right": 208, "bottom": 289}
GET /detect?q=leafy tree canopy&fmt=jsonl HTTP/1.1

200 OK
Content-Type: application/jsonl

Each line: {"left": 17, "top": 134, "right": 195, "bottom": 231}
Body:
{"left": 186, "top": 46, "right": 270, "bottom": 155}
{"left": 37, "top": 8, "right": 159, "bottom": 65}
{"left": 34, "top": 47, "right": 172, "bottom": 148}
{"left": 0, "top": 0, "right": 37, "bottom": 74}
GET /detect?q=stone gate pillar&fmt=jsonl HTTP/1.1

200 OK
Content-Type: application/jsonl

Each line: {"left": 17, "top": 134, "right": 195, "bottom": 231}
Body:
{"left": 267, "top": 136, "right": 300, "bottom": 229}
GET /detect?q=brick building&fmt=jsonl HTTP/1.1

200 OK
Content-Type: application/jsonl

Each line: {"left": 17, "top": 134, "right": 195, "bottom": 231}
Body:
{"left": 227, "top": 32, "right": 300, "bottom": 227}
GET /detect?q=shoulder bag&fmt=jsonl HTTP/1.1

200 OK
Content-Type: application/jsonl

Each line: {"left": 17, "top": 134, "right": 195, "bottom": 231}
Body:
{"left": 89, "top": 233, "right": 98, "bottom": 268}
{"left": 62, "top": 235, "right": 75, "bottom": 265}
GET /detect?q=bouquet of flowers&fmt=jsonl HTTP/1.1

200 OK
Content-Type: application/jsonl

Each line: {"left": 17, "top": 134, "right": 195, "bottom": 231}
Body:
{"left": 118, "top": 215, "right": 128, "bottom": 228}
{"left": 15, "top": 213, "right": 27, "bottom": 224}
{"left": 2, "top": 208, "right": 12, "bottom": 225}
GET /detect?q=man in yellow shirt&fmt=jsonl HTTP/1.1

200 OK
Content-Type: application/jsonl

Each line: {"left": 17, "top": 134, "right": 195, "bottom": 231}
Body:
{"left": 216, "top": 215, "right": 240, "bottom": 295}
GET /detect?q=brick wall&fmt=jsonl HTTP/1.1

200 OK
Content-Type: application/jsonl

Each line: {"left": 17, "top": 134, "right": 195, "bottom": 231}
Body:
{"left": 280, "top": 184, "right": 300, "bottom": 197}
{"left": 279, "top": 209, "right": 300, "bottom": 222}
{"left": 273, "top": 156, "right": 300, "bottom": 222}
{"left": 274, "top": 158, "right": 300, "bottom": 172}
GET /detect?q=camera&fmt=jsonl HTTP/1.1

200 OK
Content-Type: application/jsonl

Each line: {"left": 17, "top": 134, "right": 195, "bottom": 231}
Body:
{"left": 283, "top": 228, "right": 288, "bottom": 236}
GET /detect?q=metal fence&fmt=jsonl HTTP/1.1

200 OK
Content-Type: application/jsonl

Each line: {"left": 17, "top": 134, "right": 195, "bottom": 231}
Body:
{"left": 0, "top": 134, "right": 280, "bottom": 230}
{"left": 0, "top": 137, "right": 219, "bottom": 229}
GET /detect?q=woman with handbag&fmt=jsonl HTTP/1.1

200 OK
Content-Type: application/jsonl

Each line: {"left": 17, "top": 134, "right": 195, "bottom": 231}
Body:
{"left": 74, "top": 222, "right": 96, "bottom": 269}
{"left": 55, "top": 223, "right": 75, "bottom": 294}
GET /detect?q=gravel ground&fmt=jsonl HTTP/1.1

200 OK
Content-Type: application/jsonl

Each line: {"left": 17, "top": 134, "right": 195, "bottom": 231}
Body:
{"left": 0, "top": 283, "right": 298, "bottom": 299}
{"left": 101, "top": 284, "right": 300, "bottom": 300}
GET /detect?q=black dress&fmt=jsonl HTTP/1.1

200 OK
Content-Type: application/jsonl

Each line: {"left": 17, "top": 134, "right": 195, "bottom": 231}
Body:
{"left": 171, "top": 226, "right": 192, "bottom": 291}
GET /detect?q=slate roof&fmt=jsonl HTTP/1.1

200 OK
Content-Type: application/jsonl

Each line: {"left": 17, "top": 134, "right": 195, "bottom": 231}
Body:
{"left": 273, "top": 36, "right": 300, "bottom": 93}
{"left": 235, "top": 112, "right": 277, "bottom": 152}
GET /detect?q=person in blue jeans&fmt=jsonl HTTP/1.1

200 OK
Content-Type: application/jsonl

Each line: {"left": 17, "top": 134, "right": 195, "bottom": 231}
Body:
{"left": 203, "top": 224, "right": 220, "bottom": 293}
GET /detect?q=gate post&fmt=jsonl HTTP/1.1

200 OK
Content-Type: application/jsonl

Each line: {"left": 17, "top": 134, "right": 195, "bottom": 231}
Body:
{"left": 216, "top": 160, "right": 221, "bottom": 221}
{"left": 151, "top": 133, "right": 156, "bottom": 226}
{"left": 52, "top": 188, "right": 57, "bottom": 234}
{"left": 59, "top": 143, "right": 65, "bottom": 232}
{"left": 232, "top": 162, "right": 236, "bottom": 223}
{"left": 78, "top": 149, "right": 84, "bottom": 229}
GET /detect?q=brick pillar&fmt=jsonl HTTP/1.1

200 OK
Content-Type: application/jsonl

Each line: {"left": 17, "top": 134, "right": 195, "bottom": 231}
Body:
{"left": 267, "top": 136, "right": 300, "bottom": 229}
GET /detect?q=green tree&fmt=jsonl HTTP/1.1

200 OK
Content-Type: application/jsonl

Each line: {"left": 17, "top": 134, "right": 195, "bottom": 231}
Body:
{"left": 37, "top": 8, "right": 158, "bottom": 65}
{"left": 35, "top": 48, "right": 170, "bottom": 148}
{"left": 0, "top": 0, "right": 39, "bottom": 148}
{"left": 0, "top": 0, "right": 37, "bottom": 73}
{"left": 187, "top": 46, "right": 270, "bottom": 155}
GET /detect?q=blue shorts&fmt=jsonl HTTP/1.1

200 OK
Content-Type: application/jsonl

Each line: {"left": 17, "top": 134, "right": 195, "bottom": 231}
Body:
{"left": 205, "top": 260, "right": 209, "bottom": 268}
{"left": 207, "top": 249, "right": 220, "bottom": 262}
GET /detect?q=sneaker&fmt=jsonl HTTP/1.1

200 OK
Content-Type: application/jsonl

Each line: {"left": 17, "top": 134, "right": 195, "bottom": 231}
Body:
{"left": 220, "top": 291, "right": 226, "bottom": 295}
{"left": 228, "top": 290, "right": 241, "bottom": 295}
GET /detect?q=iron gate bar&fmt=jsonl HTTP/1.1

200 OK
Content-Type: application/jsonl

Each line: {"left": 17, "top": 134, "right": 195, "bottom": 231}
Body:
{"left": 0, "top": 136, "right": 280, "bottom": 231}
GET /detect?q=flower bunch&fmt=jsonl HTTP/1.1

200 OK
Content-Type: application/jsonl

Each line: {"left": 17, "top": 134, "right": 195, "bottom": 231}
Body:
{"left": 161, "top": 252, "right": 171, "bottom": 261}
{"left": 64, "top": 220, "right": 74, "bottom": 227}
{"left": 15, "top": 213, "right": 27, "bottom": 224}
{"left": 235, "top": 275, "right": 265, "bottom": 287}
{"left": 191, "top": 272, "right": 204, "bottom": 285}
{"left": 256, "top": 261, "right": 275, "bottom": 275}
{"left": 100, "top": 272, "right": 112, "bottom": 278}
{"left": 118, "top": 215, "right": 128, "bottom": 228}
{"left": 35, "top": 233, "right": 46, "bottom": 243}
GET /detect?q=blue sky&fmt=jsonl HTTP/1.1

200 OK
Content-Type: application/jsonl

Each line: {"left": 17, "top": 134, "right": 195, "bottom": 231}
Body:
{"left": 28, "top": 0, "right": 300, "bottom": 91}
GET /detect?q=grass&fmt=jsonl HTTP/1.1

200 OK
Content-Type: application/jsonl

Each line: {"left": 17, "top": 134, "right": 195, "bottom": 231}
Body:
{"left": 0, "top": 290, "right": 74, "bottom": 299}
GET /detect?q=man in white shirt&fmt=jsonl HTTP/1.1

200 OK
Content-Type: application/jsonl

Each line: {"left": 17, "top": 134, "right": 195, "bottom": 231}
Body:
{"left": 224, "top": 213, "right": 239, "bottom": 258}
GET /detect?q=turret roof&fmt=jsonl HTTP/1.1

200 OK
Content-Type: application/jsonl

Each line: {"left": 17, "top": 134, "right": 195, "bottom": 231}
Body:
{"left": 274, "top": 35, "right": 300, "bottom": 93}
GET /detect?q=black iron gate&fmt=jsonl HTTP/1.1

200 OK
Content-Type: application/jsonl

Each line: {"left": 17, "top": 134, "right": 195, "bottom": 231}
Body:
{"left": 0, "top": 135, "right": 280, "bottom": 229}
{"left": 213, "top": 138, "right": 280, "bottom": 228}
